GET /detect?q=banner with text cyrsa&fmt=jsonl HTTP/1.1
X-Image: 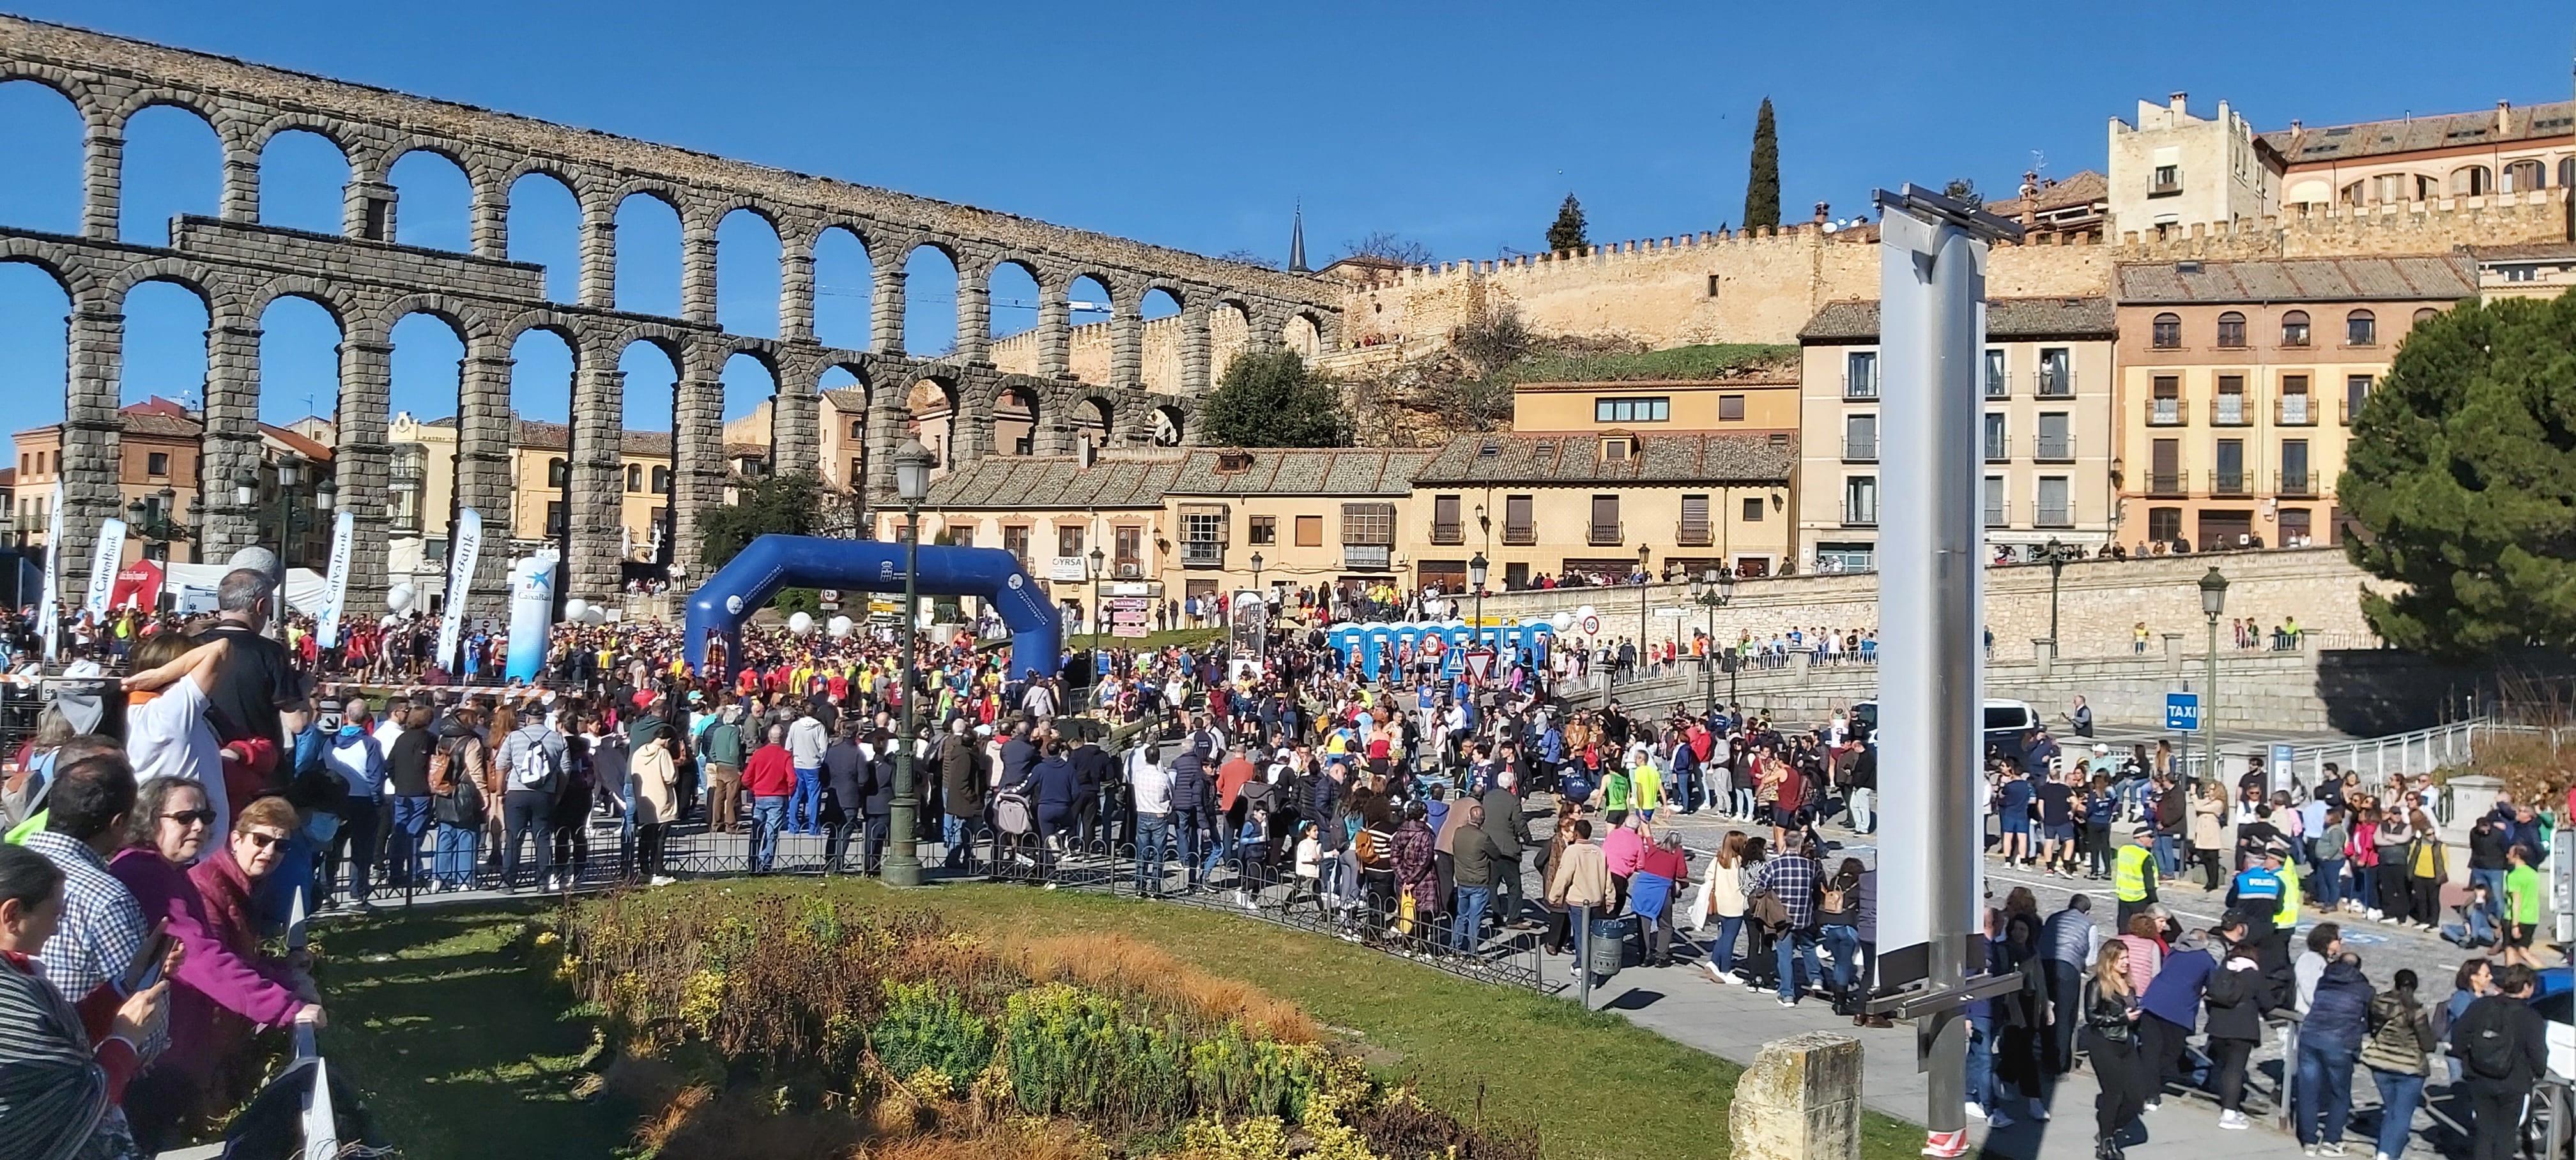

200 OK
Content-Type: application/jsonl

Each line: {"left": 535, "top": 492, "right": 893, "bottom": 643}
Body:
{"left": 435, "top": 508, "right": 483, "bottom": 671}
{"left": 315, "top": 510, "right": 355, "bottom": 648}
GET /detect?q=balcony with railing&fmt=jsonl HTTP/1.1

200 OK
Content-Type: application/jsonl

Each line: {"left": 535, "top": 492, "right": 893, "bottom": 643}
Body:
{"left": 2146, "top": 470, "right": 2187, "bottom": 497}
{"left": 1181, "top": 540, "right": 1224, "bottom": 567}
{"left": 2208, "top": 469, "right": 2252, "bottom": 497}
{"left": 1984, "top": 498, "right": 2009, "bottom": 528}
{"left": 2147, "top": 397, "right": 2183, "bottom": 426}
{"left": 1502, "top": 522, "right": 1537, "bottom": 546}
{"left": 2032, "top": 434, "right": 2076, "bottom": 462}
{"left": 1342, "top": 544, "right": 1392, "bottom": 571}
{"left": 1842, "top": 436, "right": 1877, "bottom": 462}
{"left": 1588, "top": 521, "right": 1623, "bottom": 546}
{"left": 2340, "top": 397, "right": 2358, "bottom": 425}
{"left": 1675, "top": 519, "right": 1713, "bottom": 547}
{"left": 1429, "top": 521, "right": 1462, "bottom": 546}
{"left": 2277, "top": 394, "right": 2316, "bottom": 425}
{"left": 2035, "top": 367, "right": 2074, "bottom": 398}
{"left": 2035, "top": 503, "right": 2074, "bottom": 528}
{"left": 1843, "top": 374, "right": 1877, "bottom": 401}
{"left": 1984, "top": 436, "right": 2010, "bottom": 462}
{"left": 2278, "top": 469, "right": 2319, "bottom": 497}
{"left": 2211, "top": 395, "right": 2250, "bottom": 426}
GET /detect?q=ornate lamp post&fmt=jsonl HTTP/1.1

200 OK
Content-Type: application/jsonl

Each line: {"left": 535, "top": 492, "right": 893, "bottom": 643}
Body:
{"left": 1250, "top": 550, "right": 1264, "bottom": 595}
{"left": 1467, "top": 551, "right": 1488, "bottom": 653}
{"left": 2040, "top": 537, "right": 2079, "bottom": 652}
{"left": 885, "top": 439, "right": 936, "bottom": 888}
{"left": 1086, "top": 545, "right": 1105, "bottom": 648}
{"left": 234, "top": 455, "right": 332, "bottom": 574}
{"left": 1634, "top": 543, "right": 1652, "bottom": 680}
{"left": 125, "top": 485, "right": 185, "bottom": 562}
{"left": 2199, "top": 565, "right": 2228, "bottom": 783}
{"left": 1690, "top": 566, "right": 1733, "bottom": 715}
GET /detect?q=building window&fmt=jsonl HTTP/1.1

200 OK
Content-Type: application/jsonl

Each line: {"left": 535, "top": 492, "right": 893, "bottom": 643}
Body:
{"left": 626, "top": 464, "right": 643, "bottom": 492}
{"left": 2451, "top": 165, "right": 2491, "bottom": 197}
{"left": 2035, "top": 477, "right": 2071, "bottom": 528}
{"left": 2345, "top": 374, "right": 2372, "bottom": 424}
{"left": 2216, "top": 311, "right": 2246, "bottom": 348}
{"left": 1717, "top": 394, "right": 1745, "bottom": 422}
{"left": 2412, "top": 307, "right": 2439, "bottom": 325}
{"left": 2346, "top": 309, "right": 2376, "bottom": 346}
{"left": 2281, "top": 310, "right": 2311, "bottom": 347}
{"left": 1294, "top": 515, "right": 1322, "bottom": 547}
{"left": 1982, "top": 413, "right": 2008, "bottom": 462}
{"left": 2036, "top": 411, "right": 2072, "bottom": 461}
{"left": 544, "top": 501, "right": 567, "bottom": 537}
{"left": 1742, "top": 496, "right": 1763, "bottom": 523}
{"left": 1843, "top": 413, "right": 1877, "bottom": 462}
{"left": 2214, "top": 439, "right": 2248, "bottom": 495}
{"left": 1588, "top": 494, "right": 1621, "bottom": 544}
{"left": 2281, "top": 439, "right": 2313, "bottom": 496}
{"left": 2147, "top": 507, "right": 2183, "bottom": 543}
{"left": 2149, "top": 439, "right": 2181, "bottom": 495}
{"left": 1593, "top": 397, "right": 1670, "bottom": 423}
{"left": 1002, "top": 524, "right": 1031, "bottom": 566}
{"left": 1984, "top": 349, "right": 2007, "bottom": 397}
{"left": 2151, "top": 312, "right": 2182, "bottom": 349}
{"left": 1503, "top": 494, "right": 1534, "bottom": 544}
{"left": 850, "top": 457, "right": 865, "bottom": 483}
{"left": 1983, "top": 475, "right": 2006, "bottom": 527}
{"left": 1057, "top": 524, "right": 1085, "bottom": 557}
{"left": 650, "top": 465, "right": 670, "bottom": 494}
{"left": 1706, "top": 274, "right": 1721, "bottom": 298}
{"left": 2279, "top": 375, "right": 2312, "bottom": 424}
{"left": 1842, "top": 477, "right": 1877, "bottom": 526}
{"left": 1430, "top": 494, "right": 1462, "bottom": 544}
{"left": 2151, "top": 164, "right": 2180, "bottom": 194}
{"left": 145, "top": 452, "right": 169, "bottom": 477}
{"left": 1815, "top": 543, "right": 1874, "bottom": 573}
{"left": 547, "top": 457, "right": 568, "bottom": 487}
{"left": 1341, "top": 502, "right": 1395, "bottom": 569}
{"left": 1247, "top": 515, "right": 1275, "bottom": 546}
{"left": 1179, "top": 506, "right": 1227, "bottom": 567}
{"left": 2037, "top": 347, "right": 2072, "bottom": 397}
{"left": 1678, "top": 494, "right": 1710, "bottom": 546}
{"left": 2504, "top": 160, "right": 2545, "bottom": 193}
{"left": 1844, "top": 351, "right": 1878, "bottom": 399}
{"left": 2150, "top": 376, "right": 2181, "bottom": 425}
{"left": 848, "top": 419, "right": 865, "bottom": 439}
{"left": 1600, "top": 437, "right": 1632, "bottom": 464}
{"left": 1114, "top": 525, "right": 1143, "bottom": 574}
{"left": 2561, "top": 158, "right": 2575, "bottom": 190}
{"left": 2214, "top": 375, "right": 2246, "bottom": 425}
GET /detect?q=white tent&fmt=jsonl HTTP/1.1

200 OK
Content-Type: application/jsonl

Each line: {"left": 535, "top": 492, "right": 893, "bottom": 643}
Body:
{"left": 160, "top": 563, "right": 329, "bottom": 616}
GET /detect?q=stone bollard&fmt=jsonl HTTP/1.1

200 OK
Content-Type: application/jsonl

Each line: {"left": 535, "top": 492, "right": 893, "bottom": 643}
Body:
{"left": 1729, "top": 1032, "right": 1863, "bottom": 1160}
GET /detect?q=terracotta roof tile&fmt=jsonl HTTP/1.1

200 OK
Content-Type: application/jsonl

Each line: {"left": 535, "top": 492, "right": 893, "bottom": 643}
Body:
{"left": 2115, "top": 256, "right": 2476, "bottom": 304}
{"left": 1800, "top": 296, "right": 2117, "bottom": 342}
{"left": 2262, "top": 100, "right": 2575, "bottom": 165}
{"left": 1410, "top": 431, "right": 1795, "bottom": 485}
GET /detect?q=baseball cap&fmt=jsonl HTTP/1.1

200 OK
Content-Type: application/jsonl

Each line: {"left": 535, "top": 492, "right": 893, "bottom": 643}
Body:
{"left": 2131, "top": 823, "right": 2153, "bottom": 836}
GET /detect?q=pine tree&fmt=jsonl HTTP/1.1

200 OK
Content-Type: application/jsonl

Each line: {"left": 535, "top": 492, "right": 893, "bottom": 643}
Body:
{"left": 1202, "top": 351, "right": 1352, "bottom": 447}
{"left": 1744, "top": 98, "right": 1781, "bottom": 229}
{"left": 1546, "top": 194, "right": 1589, "bottom": 254}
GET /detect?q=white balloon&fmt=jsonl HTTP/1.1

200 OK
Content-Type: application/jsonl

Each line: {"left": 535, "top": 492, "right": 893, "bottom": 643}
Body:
{"left": 787, "top": 611, "right": 815, "bottom": 636}
{"left": 827, "top": 614, "right": 854, "bottom": 639}
{"left": 387, "top": 583, "right": 415, "bottom": 613}
{"left": 562, "top": 598, "right": 589, "bottom": 624}
{"left": 584, "top": 605, "right": 609, "bottom": 625}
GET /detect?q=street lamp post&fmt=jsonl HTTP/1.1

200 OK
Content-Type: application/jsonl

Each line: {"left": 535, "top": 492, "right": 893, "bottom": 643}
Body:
{"left": 1468, "top": 552, "right": 1488, "bottom": 655}
{"left": 1250, "top": 551, "right": 1264, "bottom": 597}
{"left": 2041, "top": 537, "right": 2077, "bottom": 652}
{"left": 1086, "top": 546, "right": 1105, "bottom": 649}
{"left": 2199, "top": 566, "right": 2229, "bottom": 785}
{"left": 885, "top": 439, "right": 937, "bottom": 888}
{"left": 126, "top": 485, "right": 185, "bottom": 562}
{"left": 1634, "top": 543, "right": 1652, "bottom": 680}
{"left": 1690, "top": 567, "right": 1733, "bottom": 716}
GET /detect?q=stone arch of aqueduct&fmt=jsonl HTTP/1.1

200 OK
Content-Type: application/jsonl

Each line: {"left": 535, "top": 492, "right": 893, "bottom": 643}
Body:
{"left": 0, "top": 14, "right": 1340, "bottom": 606}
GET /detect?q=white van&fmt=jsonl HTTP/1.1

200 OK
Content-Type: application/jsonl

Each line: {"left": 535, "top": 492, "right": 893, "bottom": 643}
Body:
{"left": 1850, "top": 699, "right": 2041, "bottom": 752}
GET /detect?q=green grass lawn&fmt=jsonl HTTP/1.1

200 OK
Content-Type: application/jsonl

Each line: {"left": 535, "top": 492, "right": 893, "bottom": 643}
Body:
{"left": 314, "top": 880, "right": 1922, "bottom": 1160}
{"left": 312, "top": 903, "right": 638, "bottom": 1160}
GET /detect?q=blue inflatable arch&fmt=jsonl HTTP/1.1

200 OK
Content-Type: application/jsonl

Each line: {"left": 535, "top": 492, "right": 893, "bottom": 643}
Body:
{"left": 683, "top": 535, "right": 1062, "bottom": 681}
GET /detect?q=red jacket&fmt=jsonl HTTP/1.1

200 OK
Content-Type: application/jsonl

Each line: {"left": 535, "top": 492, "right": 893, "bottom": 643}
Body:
{"left": 744, "top": 744, "right": 796, "bottom": 798}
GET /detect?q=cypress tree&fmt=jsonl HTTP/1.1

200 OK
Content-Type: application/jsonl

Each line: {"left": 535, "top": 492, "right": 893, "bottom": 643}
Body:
{"left": 1744, "top": 98, "right": 1781, "bottom": 229}
{"left": 1546, "top": 194, "right": 1589, "bottom": 254}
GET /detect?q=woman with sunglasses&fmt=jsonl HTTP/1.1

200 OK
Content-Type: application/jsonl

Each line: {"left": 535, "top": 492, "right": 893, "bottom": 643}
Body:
{"left": 107, "top": 779, "right": 321, "bottom": 1150}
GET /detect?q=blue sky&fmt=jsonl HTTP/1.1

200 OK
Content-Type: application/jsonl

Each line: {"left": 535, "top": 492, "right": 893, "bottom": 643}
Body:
{"left": 2, "top": 0, "right": 2572, "bottom": 465}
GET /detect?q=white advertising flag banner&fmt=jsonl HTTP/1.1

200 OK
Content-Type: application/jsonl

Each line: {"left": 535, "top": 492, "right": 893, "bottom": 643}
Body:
{"left": 315, "top": 510, "right": 356, "bottom": 648}
{"left": 435, "top": 507, "right": 484, "bottom": 671}
{"left": 82, "top": 518, "right": 127, "bottom": 622}
{"left": 37, "top": 481, "right": 64, "bottom": 660}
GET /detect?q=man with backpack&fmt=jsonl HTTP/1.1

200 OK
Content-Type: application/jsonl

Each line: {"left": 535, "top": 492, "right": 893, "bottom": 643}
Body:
{"left": 426, "top": 703, "right": 490, "bottom": 893}
{"left": 2450, "top": 963, "right": 2547, "bottom": 1160}
{"left": 493, "top": 705, "right": 567, "bottom": 894}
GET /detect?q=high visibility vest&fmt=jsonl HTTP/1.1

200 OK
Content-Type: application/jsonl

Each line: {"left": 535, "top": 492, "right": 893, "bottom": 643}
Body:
{"left": 2275, "top": 862, "right": 2300, "bottom": 928}
{"left": 2113, "top": 844, "right": 2154, "bottom": 902}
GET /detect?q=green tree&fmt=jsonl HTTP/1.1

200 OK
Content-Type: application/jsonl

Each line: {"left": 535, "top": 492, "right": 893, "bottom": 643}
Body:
{"left": 1942, "top": 178, "right": 1982, "bottom": 211}
{"left": 696, "top": 469, "right": 827, "bottom": 569}
{"left": 1202, "top": 351, "right": 1352, "bottom": 447}
{"left": 1546, "top": 194, "right": 1589, "bottom": 254}
{"left": 2340, "top": 292, "right": 2576, "bottom": 653}
{"left": 1743, "top": 98, "right": 1781, "bottom": 229}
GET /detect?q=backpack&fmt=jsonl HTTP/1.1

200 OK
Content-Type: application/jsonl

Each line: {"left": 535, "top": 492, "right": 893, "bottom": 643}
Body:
{"left": 1354, "top": 825, "right": 1390, "bottom": 869}
{"left": 433, "top": 736, "right": 487, "bottom": 827}
{"left": 2457, "top": 1002, "right": 2520, "bottom": 1081}
{"left": 510, "top": 728, "right": 562, "bottom": 795}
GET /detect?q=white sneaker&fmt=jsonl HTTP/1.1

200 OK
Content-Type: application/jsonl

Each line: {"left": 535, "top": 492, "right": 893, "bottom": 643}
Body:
{"left": 648, "top": 874, "right": 676, "bottom": 887}
{"left": 1963, "top": 1102, "right": 1988, "bottom": 1121}
{"left": 2140, "top": 1100, "right": 2161, "bottom": 1113}
{"left": 2218, "top": 1110, "right": 2250, "bottom": 1131}
{"left": 2027, "top": 1098, "right": 2048, "bottom": 1122}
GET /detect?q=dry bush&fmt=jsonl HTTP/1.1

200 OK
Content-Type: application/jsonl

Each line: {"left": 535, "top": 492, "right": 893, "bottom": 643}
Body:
{"left": 1011, "top": 935, "right": 1319, "bottom": 1045}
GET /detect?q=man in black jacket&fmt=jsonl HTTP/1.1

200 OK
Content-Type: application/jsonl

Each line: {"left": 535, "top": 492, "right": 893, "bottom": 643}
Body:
{"left": 1480, "top": 772, "right": 1532, "bottom": 928}
{"left": 1070, "top": 734, "right": 1116, "bottom": 850}
{"left": 821, "top": 721, "right": 873, "bottom": 875}
{"left": 2452, "top": 963, "right": 2549, "bottom": 1160}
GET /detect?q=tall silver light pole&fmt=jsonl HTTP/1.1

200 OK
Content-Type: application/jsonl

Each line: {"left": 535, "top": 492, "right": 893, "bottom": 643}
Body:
{"left": 2200, "top": 566, "right": 2228, "bottom": 784}
{"left": 1871, "top": 185, "right": 2022, "bottom": 1160}
{"left": 1468, "top": 552, "right": 1487, "bottom": 652}
{"left": 1635, "top": 544, "right": 1652, "bottom": 677}
{"left": 885, "top": 439, "right": 935, "bottom": 888}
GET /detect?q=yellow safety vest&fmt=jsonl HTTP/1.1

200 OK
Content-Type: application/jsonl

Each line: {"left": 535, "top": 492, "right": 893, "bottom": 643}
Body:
{"left": 2113, "top": 844, "right": 2155, "bottom": 902}
{"left": 2275, "top": 862, "right": 2300, "bottom": 928}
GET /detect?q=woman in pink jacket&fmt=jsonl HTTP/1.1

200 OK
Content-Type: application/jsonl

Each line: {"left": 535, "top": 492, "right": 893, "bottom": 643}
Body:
{"left": 107, "top": 779, "right": 321, "bottom": 1150}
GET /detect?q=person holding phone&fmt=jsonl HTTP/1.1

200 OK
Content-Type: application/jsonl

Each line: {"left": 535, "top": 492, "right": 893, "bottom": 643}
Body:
{"left": 0, "top": 842, "right": 174, "bottom": 1159}
{"left": 107, "top": 778, "right": 321, "bottom": 1150}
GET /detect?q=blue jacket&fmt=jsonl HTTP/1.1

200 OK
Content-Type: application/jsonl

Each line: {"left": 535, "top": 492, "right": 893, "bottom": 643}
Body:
{"left": 1024, "top": 756, "right": 1082, "bottom": 815}
{"left": 2140, "top": 946, "right": 2216, "bottom": 1028}
{"left": 2302, "top": 959, "right": 2374, "bottom": 1051}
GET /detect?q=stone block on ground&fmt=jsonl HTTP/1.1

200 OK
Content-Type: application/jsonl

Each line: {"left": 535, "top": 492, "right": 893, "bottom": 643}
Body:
{"left": 1729, "top": 1031, "right": 1862, "bottom": 1160}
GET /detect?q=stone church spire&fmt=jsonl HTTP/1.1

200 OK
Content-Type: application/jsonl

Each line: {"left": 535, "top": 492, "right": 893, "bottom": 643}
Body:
{"left": 1287, "top": 200, "right": 1309, "bottom": 273}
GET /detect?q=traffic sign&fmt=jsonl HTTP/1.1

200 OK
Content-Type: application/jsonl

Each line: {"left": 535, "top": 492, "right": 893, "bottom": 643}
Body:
{"left": 1464, "top": 648, "right": 1494, "bottom": 679}
{"left": 2165, "top": 692, "right": 2200, "bottom": 732}
{"left": 1579, "top": 614, "right": 1601, "bottom": 636}
{"left": 1441, "top": 647, "right": 1466, "bottom": 678}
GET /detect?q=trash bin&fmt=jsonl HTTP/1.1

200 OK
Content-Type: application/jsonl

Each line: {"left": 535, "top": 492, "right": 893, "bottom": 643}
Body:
{"left": 1585, "top": 912, "right": 1635, "bottom": 985}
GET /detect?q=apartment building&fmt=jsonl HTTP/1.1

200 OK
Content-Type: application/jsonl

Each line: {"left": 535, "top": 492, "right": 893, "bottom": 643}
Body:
{"left": 1796, "top": 297, "right": 2119, "bottom": 573}
{"left": 2112, "top": 255, "right": 2474, "bottom": 551}
{"left": 1407, "top": 431, "right": 1797, "bottom": 585}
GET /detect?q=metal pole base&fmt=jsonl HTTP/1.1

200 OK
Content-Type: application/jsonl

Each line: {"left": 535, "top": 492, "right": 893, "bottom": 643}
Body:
{"left": 1920, "top": 1129, "right": 1968, "bottom": 1158}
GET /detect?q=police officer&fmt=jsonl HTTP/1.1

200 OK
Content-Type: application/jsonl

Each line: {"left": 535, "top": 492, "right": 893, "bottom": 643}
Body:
{"left": 2113, "top": 823, "right": 2160, "bottom": 930}
{"left": 2227, "top": 841, "right": 2296, "bottom": 969}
